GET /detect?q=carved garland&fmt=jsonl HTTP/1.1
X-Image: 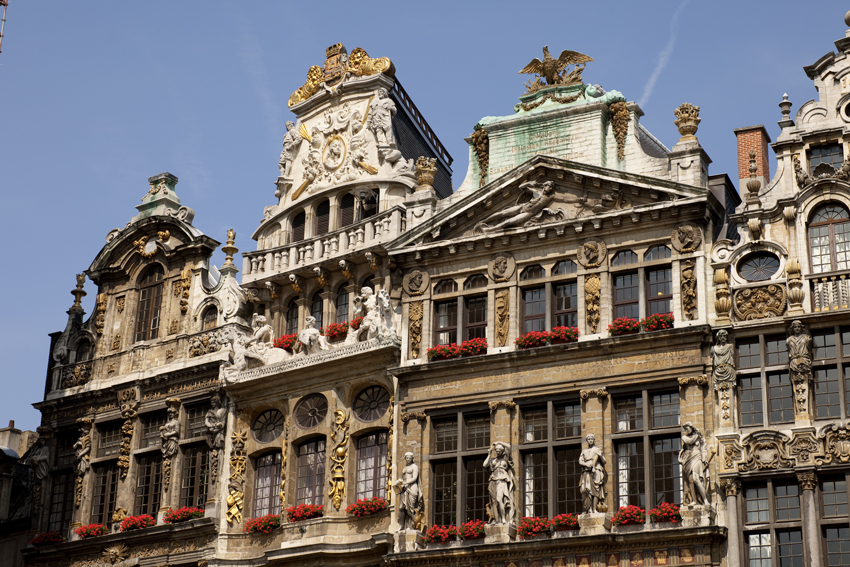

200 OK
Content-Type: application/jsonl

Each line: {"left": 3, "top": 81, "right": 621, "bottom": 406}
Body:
{"left": 580, "top": 388, "right": 608, "bottom": 399}
{"left": 117, "top": 389, "right": 139, "bottom": 480}
{"left": 132, "top": 235, "right": 158, "bottom": 259}
{"left": 495, "top": 289, "right": 510, "bottom": 347}
{"left": 95, "top": 293, "right": 107, "bottom": 334}
{"left": 609, "top": 101, "right": 630, "bottom": 160}
{"left": 409, "top": 301, "right": 423, "bottom": 359}
{"left": 585, "top": 274, "right": 601, "bottom": 334}
{"left": 226, "top": 429, "right": 248, "bottom": 525}
{"left": 732, "top": 284, "right": 787, "bottom": 321}
{"left": 471, "top": 128, "right": 489, "bottom": 188}
{"left": 74, "top": 417, "right": 93, "bottom": 507}
{"left": 520, "top": 91, "right": 582, "bottom": 112}
{"left": 386, "top": 397, "right": 394, "bottom": 504}
{"left": 328, "top": 410, "right": 350, "bottom": 510}
{"left": 681, "top": 259, "right": 698, "bottom": 321}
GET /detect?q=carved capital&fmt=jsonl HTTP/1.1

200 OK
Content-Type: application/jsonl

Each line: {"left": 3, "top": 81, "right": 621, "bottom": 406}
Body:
{"left": 678, "top": 374, "right": 708, "bottom": 387}
{"left": 400, "top": 411, "right": 427, "bottom": 423}
{"left": 797, "top": 471, "right": 817, "bottom": 491}
{"left": 489, "top": 399, "right": 516, "bottom": 412}
{"left": 580, "top": 387, "right": 608, "bottom": 400}
{"left": 720, "top": 478, "right": 741, "bottom": 496}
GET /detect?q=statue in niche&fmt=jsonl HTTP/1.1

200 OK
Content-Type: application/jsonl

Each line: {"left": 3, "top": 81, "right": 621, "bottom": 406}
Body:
{"left": 579, "top": 433, "right": 607, "bottom": 514}
{"left": 205, "top": 393, "right": 227, "bottom": 450}
{"left": 345, "top": 287, "right": 398, "bottom": 346}
{"left": 711, "top": 330, "right": 734, "bottom": 385}
{"left": 278, "top": 121, "right": 303, "bottom": 178}
{"left": 298, "top": 316, "right": 331, "bottom": 355}
{"left": 483, "top": 442, "right": 516, "bottom": 525}
{"left": 28, "top": 435, "right": 51, "bottom": 481}
{"left": 367, "top": 88, "right": 397, "bottom": 146}
{"left": 787, "top": 320, "right": 812, "bottom": 381}
{"left": 474, "top": 180, "right": 560, "bottom": 233}
{"left": 73, "top": 420, "right": 92, "bottom": 478}
{"left": 160, "top": 405, "right": 180, "bottom": 460}
{"left": 394, "top": 452, "right": 423, "bottom": 531}
{"left": 679, "top": 422, "right": 709, "bottom": 505}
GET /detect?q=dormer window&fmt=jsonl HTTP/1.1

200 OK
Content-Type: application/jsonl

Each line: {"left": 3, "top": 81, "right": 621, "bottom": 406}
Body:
{"left": 202, "top": 307, "right": 218, "bottom": 331}
{"left": 809, "top": 144, "right": 844, "bottom": 175}
{"left": 808, "top": 203, "right": 850, "bottom": 274}
{"left": 135, "top": 265, "right": 164, "bottom": 342}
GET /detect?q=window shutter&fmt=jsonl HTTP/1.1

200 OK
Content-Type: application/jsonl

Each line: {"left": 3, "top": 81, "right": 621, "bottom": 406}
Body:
{"left": 340, "top": 194, "right": 355, "bottom": 228}
{"left": 316, "top": 200, "right": 330, "bottom": 236}
{"left": 291, "top": 212, "right": 305, "bottom": 243}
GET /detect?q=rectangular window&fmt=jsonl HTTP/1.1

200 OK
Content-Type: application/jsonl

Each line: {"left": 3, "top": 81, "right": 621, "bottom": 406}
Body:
{"left": 356, "top": 432, "right": 388, "bottom": 500}
{"left": 135, "top": 454, "right": 162, "bottom": 516}
{"left": 738, "top": 338, "right": 762, "bottom": 369}
{"left": 613, "top": 272, "right": 639, "bottom": 319}
{"left": 815, "top": 329, "right": 838, "bottom": 359}
{"left": 745, "top": 485, "right": 770, "bottom": 523}
{"left": 296, "top": 439, "right": 325, "bottom": 506}
{"left": 142, "top": 413, "right": 166, "bottom": 449}
{"left": 652, "top": 437, "right": 682, "bottom": 506}
{"left": 523, "top": 451, "right": 548, "bottom": 517}
{"left": 646, "top": 267, "right": 672, "bottom": 316}
{"left": 767, "top": 371, "right": 795, "bottom": 424}
{"left": 465, "top": 416, "right": 490, "bottom": 450}
{"left": 98, "top": 423, "right": 122, "bottom": 458}
{"left": 434, "top": 420, "right": 458, "bottom": 453}
{"left": 56, "top": 433, "right": 76, "bottom": 468}
{"left": 433, "top": 461, "right": 457, "bottom": 526}
{"left": 822, "top": 477, "right": 849, "bottom": 517}
{"left": 809, "top": 143, "right": 844, "bottom": 173}
{"left": 135, "top": 282, "right": 164, "bottom": 342}
{"left": 766, "top": 336, "right": 789, "bottom": 366}
{"left": 91, "top": 463, "right": 119, "bottom": 525}
{"left": 180, "top": 446, "right": 209, "bottom": 508}
{"left": 465, "top": 296, "right": 487, "bottom": 340}
{"left": 47, "top": 471, "right": 74, "bottom": 532}
{"left": 555, "top": 447, "right": 582, "bottom": 515}
{"left": 747, "top": 533, "right": 772, "bottom": 567}
{"left": 465, "top": 457, "right": 488, "bottom": 522}
{"left": 773, "top": 483, "right": 800, "bottom": 521}
{"left": 556, "top": 403, "right": 581, "bottom": 439}
{"left": 739, "top": 376, "right": 764, "bottom": 426}
{"left": 616, "top": 441, "right": 645, "bottom": 508}
{"left": 434, "top": 301, "right": 458, "bottom": 345}
{"left": 522, "top": 287, "right": 546, "bottom": 333}
{"left": 776, "top": 530, "right": 804, "bottom": 567}
{"left": 254, "top": 452, "right": 282, "bottom": 517}
{"left": 651, "top": 392, "right": 680, "bottom": 429}
{"left": 816, "top": 366, "right": 842, "bottom": 419}
{"left": 523, "top": 408, "right": 548, "bottom": 442}
{"left": 825, "top": 526, "right": 850, "bottom": 567}
{"left": 616, "top": 396, "right": 643, "bottom": 432}
{"left": 186, "top": 405, "right": 211, "bottom": 440}
{"left": 554, "top": 282, "right": 577, "bottom": 328}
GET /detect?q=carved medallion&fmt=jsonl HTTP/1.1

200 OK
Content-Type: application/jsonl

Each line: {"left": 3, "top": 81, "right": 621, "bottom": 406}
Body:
{"left": 576, "top": 238, "right": 607, "bottom": 268}
{"left": 671, "top": 224, "right": 702, "bottom": 253}
{"left": 488, "top": 253, "right": 516, "bottom": 282}
{"left": 817, "top": 422, "right": 850, "bottom": 465}
{"left": 739, "top": 431, "right": 792, "bottom": 471}
{"left": 323, "top": 135, "right": 347, "bottom": 171}
{"left": 403, "top": 269, "right": 430, "bottom": 296}
{"left": 733, "top": 284, "right": 787, "bottom": 320}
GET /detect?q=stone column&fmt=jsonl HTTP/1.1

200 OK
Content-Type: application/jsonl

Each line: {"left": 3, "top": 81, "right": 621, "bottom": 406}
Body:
{"left": 720, "top": 478, "right": 741, "bottom": 567}
{"left": 578, "top": 387, "right": 611, "bottom": 535}
{"left": 295, "top": 298, "right": 310, "bottom": 332}
{"left": 798, "top": 471, "right": 823, "bottom": 567}
{"left": 321, "top": 291, "right": 337, "bottom": 327}
{"left": 485, "top": 400, "right": 517, "bottom": 543}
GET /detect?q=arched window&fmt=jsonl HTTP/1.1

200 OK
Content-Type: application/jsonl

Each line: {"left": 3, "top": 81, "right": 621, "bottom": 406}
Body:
{"left": 285, "top": 301, "right": 299, "bottom": 335}
{"left": 202, "top": 306, "right": 218, "bottom": 331}
{"left": 553, "top": 260, "right": 577, "bottom": 276}
{"left": 135, "top": 265, "right": 164, "bottom": 342}
{"left": 361, "top": 191, "right": 379, "bottom": 220}
{"left": 291, "top": 211, "right": 306, "bottom": 244}
{"left": 645, "top": 245, "right": 671, "bottom": 261}
{"left": 356, "top": 431, "right": 388, "bottom": 500}
{"left": 296, "top": 438, "right": 326, "bottom": 506}
{"left": 611, "top": 250, "right": 638, "bottom": 266}
{"left": 315, "top": 200, "right": 330, "bottom": 237}
{"left": 336, "top": 285, "right": 349, "bottom": 324}
{"left": 433, "top": 279, "right": 458, "bottom": 295}
{"left": 464, "top": 274, "right": 488, "bottom": 290}
{"left": 253, "top": 452, "right": 282, "bottom": 517}
{"left": 76, "top": 340, "right": 92, "bottom": 362}
{"left": 809, "top": 203, "right": 850, "bottom": 273}
{"left": 520, "top": 265, "right": 545, "bottom": 280}
{"left": 311, "top": 293, "right": 323, "bottom": 329}
{"left": 340, "top": 194, "right": 356, "bottom": 228}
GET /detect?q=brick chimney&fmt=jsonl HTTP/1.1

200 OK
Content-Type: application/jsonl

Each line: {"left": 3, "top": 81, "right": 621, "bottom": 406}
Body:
{"left": 734, "top": 125, "right": 772, "bottom": 193}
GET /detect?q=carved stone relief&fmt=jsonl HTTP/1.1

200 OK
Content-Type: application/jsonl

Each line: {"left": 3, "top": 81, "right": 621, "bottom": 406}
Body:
{"left": 681, "top": 259, "right": 697, "bottom": 320}
{"left": 403, "top": 270, "right": 430, "bottom": 296}
{"left": 160, "top": 398, "right": 181, "bottom": 493}
{"left": 495, "top": 290, "right": 510, "bottom": 347}
{"left": 471, "top": 128, "right": 489, "bottom": 188}
{"left": 328, "top": 410, "right": 350, "bottom": 510}
{"left": 111, "top": 334, "right": 121, "bottom": 351}
{"left": 62, "top": 363, "right": 92, "bottom": 388}
{"left": 720, "top": 478, "right": 740, "bottom": 496}
{"left": 790, "top": 432, "right": 819, "bottom": 464}
{"left": 671, "top": 224, "right": 702, "bottom": 253}
{"left": 118, "top": 388, "right": 140, "bottom": 480}
{"left": 95, "top": 293, "right": 107, "bottom": 335}
{"left": 787, "top": 320, "right": 813, "bottom": 418}
{"left": 116, "top": 296, "right": 125, "bottom": 313}
{"left": 227, "top": 429, "right": 248, "bottom": 525}
{"left": 739, "top": 431, "right": 792, "bottom": 472}
{"left": 473, "top": 179, "right": 563, "bottom": 233}
{"left": 576, "top": 238, "right": 607, "bottom": 268}
{"left": 721, "top": 441, "right": 743, "bottom": 471}
{"left": 188, "top": 331, "right": 225, "bottom": 358}
{"left": 489, "top": 399, "right": 517, "bottom": 412}
{"left": 73, "top": 417, "right": 93, "bottom": 507}
{"left": 488, "top": 253, "right": 516, "bottom": 283}
{"left": 609, "top": 101, "right": 630, "bottom": 160}
{"left": 585, "top": 274, "right": 601, "bottom": 334}
{"left": 409, "top": 301, "right": 423, "bottom": 359}
{"left": 797, "top": 471, "right": 817, "bottom": 491}
{"left": 712, "top": 330, "right": 735, "bottom": 424}
{"left": 817, "top": 422, "right": 850, "bottom": 465}
{"left": 733, "top": 284, "right": 787, "bottom": 320}
{"left": 580, "top": 388, "right": 608, "bottom": 399}
{"left": 205, "top": 392, "right": 227, "bottom": 486}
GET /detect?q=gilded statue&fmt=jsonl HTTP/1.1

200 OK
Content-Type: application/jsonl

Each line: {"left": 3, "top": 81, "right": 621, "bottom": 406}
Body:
{"left": 518, "top": 47, "right": 594, "bottom": 88}
{"left": 679, "top": 422, "right": 709, "bottom": 505}
{"left": 394, "top": 452, "right": 423, "bottom": 531}
{"left": 579, "top": 434, "right": 606, "bottom": 513}
{"left": 484, "top": 442, "right": 516, "bottom": 525}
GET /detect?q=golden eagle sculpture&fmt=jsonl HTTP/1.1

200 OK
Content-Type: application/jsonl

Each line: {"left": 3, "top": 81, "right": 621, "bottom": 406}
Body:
{"left": 518, "top": 47, "right": 594, "bottom": 90}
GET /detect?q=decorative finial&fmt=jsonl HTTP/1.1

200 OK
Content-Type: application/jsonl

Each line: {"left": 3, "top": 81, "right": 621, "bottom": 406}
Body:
{"left": 674, "top": 103, "right": 701, "bottom": 142}
{"left": 844, "top": 9, "right": 850, "bottom": 28}
{"left": 746, "top": 149, "right": 762, "bottom": 208}
{"left": 221, "top": 229, "right": 238, "bottom": 272}
{"left": 415, "top": 157, "right": 437, "bottom": 191}
{"left": 778, "top": 93, "right": 793, "bottom": 124}
{"left": 71, "top": 274, "right": 87, "bottom": 310}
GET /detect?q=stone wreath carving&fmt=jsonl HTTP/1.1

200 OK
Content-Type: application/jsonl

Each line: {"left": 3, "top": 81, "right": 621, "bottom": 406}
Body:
{"left": 672, "top": 224, "right": 702, "bottom": 253}
{"left": 471, "top": 128, "right": 489, "bottom": 188}
{"left": 585, "top": 274, "right": 601, "bottom": 334}
{"left": 488, "top": 253, "right": 516, "bottom": 283}
{"left": 408, "top": 301, "right": 423, "bottom": 359}
{"left": 816, "top": 422, "right": 850, "bottom": 465}
{"left": 403, "top": 269, "right": 430, "bottom": 296}
{"left": 577, "top": 238, "right": 607, "bottom": 268}
{"left": 739, "top": 431, "right": 793, "bottom": 472}
{"left": 732, "top": 284, "right": 787, "bottom": 320}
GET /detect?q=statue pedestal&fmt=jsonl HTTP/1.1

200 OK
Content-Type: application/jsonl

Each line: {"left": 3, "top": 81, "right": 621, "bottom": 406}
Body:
{"left": 395, "top": 530, "right": 424, "bottom": 553}
{"left": 275, "top": 177, "right": 293, "bottom": 198}
{"left": 484, "top": 523, "right": 516, "bottom": 544}
{"left": 680, "top": 504, "right": 715, "bottom": 528}
{"left": 205, "top": 498, "right": 220, "bottom": 520}
{"left": 578, "top": 513, "right": 612, "bottom": 536}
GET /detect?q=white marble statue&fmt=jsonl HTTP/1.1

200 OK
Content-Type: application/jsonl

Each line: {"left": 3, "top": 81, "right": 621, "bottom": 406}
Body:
{"left": 484, "top": 442, "right": 516, "bottom": 525}
{"left": 679, "top": 422, "right": 709, "bottom": 505}
{"left": 367, "top": 88, "right": 397, "bottom": 146}
{"left": 298, "top": 316, "right": 331, "bottom": 355}
{"left": 394, "top": 451, "right": 423, "bottom": 531}
{"left": 579, "top": 433, "right": 606, "bottom": 514}
{"left": 278, "top": 121, "right": 303, "bottom": 177}
{"left": 345, "top": 287, "right": 399, "bottom": 346}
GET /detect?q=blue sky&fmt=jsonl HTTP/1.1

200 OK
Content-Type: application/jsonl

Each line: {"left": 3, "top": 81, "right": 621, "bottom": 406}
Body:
{"left": 0, "top": 1, "right": 845, "bottom": 431}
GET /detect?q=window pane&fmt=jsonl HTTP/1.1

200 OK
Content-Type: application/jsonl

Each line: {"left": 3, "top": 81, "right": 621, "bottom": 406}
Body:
{"left": 254, "top": 452, "right": 283, "bottom": 516}
{"left": 556, "top": 447, "right": 582, "bottom": 515}
{"left": 822, "top": 477, "right": 849, "bottom": 517}
{"left": 523, "top": 451, "right": 548, "bottom": 518}
{"left": 434, "top": 420, "right": 458, "bottom": 453}
{"left": 465, "top": 457, "right": 487, "bottom": 523}
{"left": 777, "top": 529, "right": 804, "bottom": 567}
{"left": 135, "top": 454, "right": 162, "bottom": 516}
{"left": 554, "top": 282, "right": 578, "bottom": 328}
{"left": 91, "top": 464, "right": 118, "bottom": 525}
{"left": 815, "top": 329, "right": 838, "bottom": 359}
{"left": 523, "top": 408, "right": 548, "bottom": 442}
{"left": 523, "top": 287, "right": 546, "bottom": 333}
{"left": 739, "top": 375, "right": 764, "bottom": 426}
{"left": 181, "top": 446, "right": 209, "bottom": 508}
{"left": 617, "top": 442, "right": 645, "bottom": 508}
{"left": 186, "top": 405, "right": 211, "bottom": 440}
{"left": 296, "top": 439, "right": 325, "bottom": 506}
{"left": 336, "top": 291, "right": 349, "bottom": 324}
{"left": 747, "top": 533, "right": 771, "bottom": 567}
{"left": 356, "top": 432, "right": 387, "bottom": 500}
{"left": 768, "top": 371, "right": 795, "bottom": 424}
{"left": 47, "top": 472, "right": 74, "bottom": 532}
{"left": 810, "top": 225, "right": 832, "bottom": 274}
{"left": 816, "top": 366, "right": 842, "bottom": 419}
{"left": 647, "top": 268, "right": 672, "bottom": 317}
{"left": 825, "top": 526, "right": 850, "bottom": 567}
{"left": 651, "top": 392, "right": 680, "bottom": 428}
{"left": 766, "top": 336, "right": 789, "bottom": 366}
{"left": 612, "top": 250, "right": 637, "bottom": 266}
{"left": 521, "top": 265, "right": 545, "bottom": 280}
{"left": 614, "top": 273, "right": 639, "bottom": 319}
{"left": 616, "top": 397, "right": 643, "bottom": 431}
{"left": 433, "top": 461, "right": 457, "bottom": 526}
{"left": 142, "top": 413, "right": 166, "bottom": 448}
{"left": 738, "top": 339, "right": 761, "bottom": 369}
{"left": 773, "top": 483, "right": 800, "bottom": 521}
{"left": 466, "top": 296, "right": 487, "bottom": 341}
{"left": 745, "top": 485, "right": 769, "bottom": 523}
{"left": 553, "top": 260, "right": 577, "bottom": 275}
{"left": 646, "top": 245, "right": 672, "bottom": 261}
{"left": 435, "top": 301, "right": 458, "bottom": 346}
{"left": 837, "top": 222, "right": 850, "bottom": 270}
{"left": 311, "top": 296, "right": 323, "bottom": 329}
{"left": 556, "top": 403, "right": 581, "bottom": 439}
{"left": 652, "top": 437, "right": 682, "bottom": 505}
{"left": 465, "top": 416, "right": 490, "bottom": 450}
{"left": 98, "top": 424, "right": 122, "bottom": 458}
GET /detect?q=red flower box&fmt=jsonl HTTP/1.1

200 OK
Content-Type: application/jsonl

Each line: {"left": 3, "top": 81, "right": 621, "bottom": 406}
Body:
{"left": 244, "top": 514, "right": 281, "bottom": 534}
{"left": 119, "top": 514, "right": 156, "bottom": 532}
{"left": 162, "top": 507, "right": 205, "bottom": 524}
{"left": 74, "top": 524, "right": 107, "bottom": 539}
{"left": 550, "top": 326, "right": 580, "bottom": 344}
{"left": 640, "top": 313, "right": 674, "bottom": 332}
{"left": 459, "top": 519, "right": 486, "bottom": 540}
{"left": 273, "top": 333, "right": 298, "bottom": 351}
{"left": 349, "top": 317, "right": 364, "bottom": 331}
{"left": 458, "top": 337, "right": 488, "bottom": 357}
{"left": 612, "top": 505, "right": 646, "bottom": 526}
{"left": 552, "top": 513, "right": 579, "bottom": 531}
{"left": 320, "top": 322, "right": 349, "bottom": 341}
{"left": 29, "top": 531, "right": 65, "bottom": 547}
{"left": 427, "top": 343, "right": 459, "bottom": 360}
{"left": 424, "top": 524, "right": 458, "bottom": 544}
{"left": 518, "top": 516, "right": 552, "bottom": 539}
{"left": 286, "top": 503, "right": 323, "bottom": 522}
{"left": 607, "top": 317, "right": 640, "bottom": 336}
{"left": 514, "top": 331, "right": 550, "bottom": 349}
{"left": 346, "top": 496, "right": 388, "bottom": 517}
{"left": 648, "top": 502, "right": 681, "bottom": 523}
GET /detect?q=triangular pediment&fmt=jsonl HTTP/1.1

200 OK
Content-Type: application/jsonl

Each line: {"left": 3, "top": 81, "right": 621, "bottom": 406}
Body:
{"left": 391, "top": 155, "right": 710, "bottom": 249}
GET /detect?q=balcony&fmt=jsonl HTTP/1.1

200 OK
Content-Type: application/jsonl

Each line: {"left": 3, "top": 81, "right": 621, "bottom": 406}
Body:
{"left": 809, "top": 270, "right": 850, "bottom": 312}
{"left": 242, "top": 206, "right": 407, "bottom": 282}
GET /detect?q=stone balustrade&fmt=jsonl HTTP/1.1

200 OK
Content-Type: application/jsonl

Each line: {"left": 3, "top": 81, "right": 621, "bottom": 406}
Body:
{"left": 810, "top": 271, "right": 850, "bottom": 312}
